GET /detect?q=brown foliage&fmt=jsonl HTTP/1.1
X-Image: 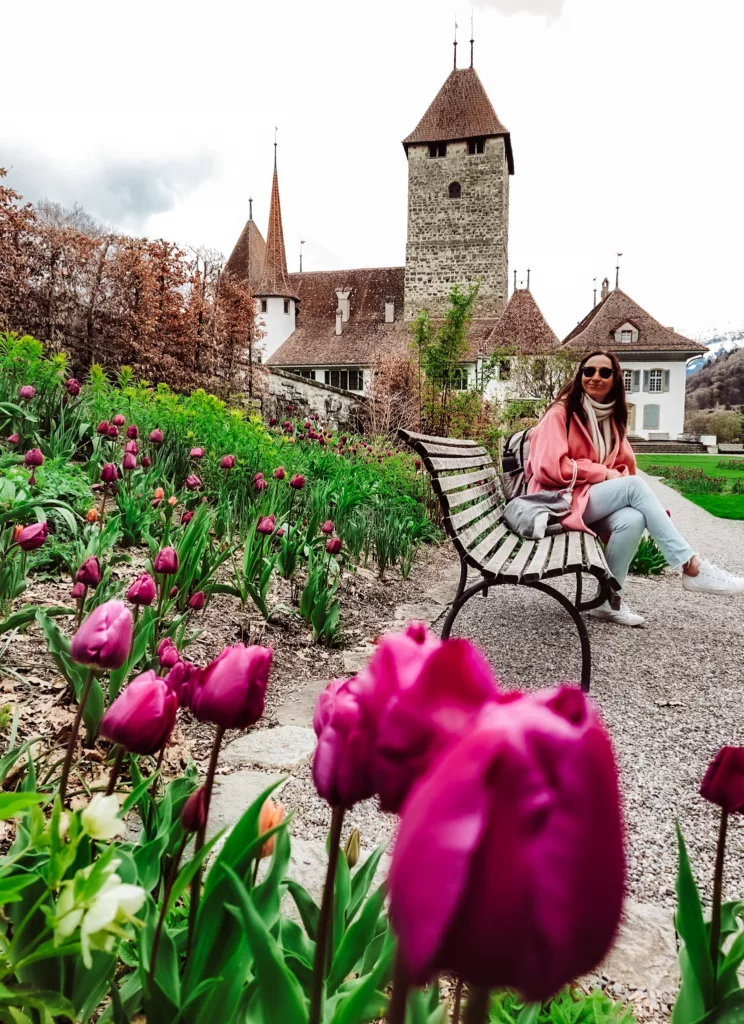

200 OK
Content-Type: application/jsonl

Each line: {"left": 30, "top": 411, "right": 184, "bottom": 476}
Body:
{"left": 0, "top": 169, "right": 261, "bottom": 394}
{"left": 362, "top": 354, "right": 420, "bottom": 436}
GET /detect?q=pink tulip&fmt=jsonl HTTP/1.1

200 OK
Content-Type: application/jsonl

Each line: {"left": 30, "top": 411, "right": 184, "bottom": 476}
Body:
{"left": 70, "top": 600, "right": 133, "bottom": 671}
{"left": 6, "top": 433, "right": 19, "bottom": 445}
{"left": 313, "top": 679, "right": 376, "bottom": 808}
{"left": 190, "top": 644, "right": 272, "bottom": 730}
{"left": 273, "top": 467, "right": 285, "bottom": 480}
{"left": 18, "top": 385, "right": 35, "bottom": 400}
{"left": 157, "top": 637, "right": 181, "bottom": 670}
{"left": 112, "top": 415, "right": 126, "bottom": 427}
{"left": 165, "top": 659, "right": 201, "bottom": 707}
{"left": 97, "top": 421, "right": 110, "bottom": 435}
{"left": 188, "top": 590, "right": 205, "bottom": 610}
{"left": 126, "top": 425, "right": 139, "bottom": 440}
{"left": 101, "top": 463, "right": 118, "bottom": 484}
{"left": 76, "top": 556, "right": 101, "bottom": 588}
{"left": 190, "top": 447, "right": 205, "bottom": 459}
{"left": 122, "top": 452, "right": 137, "bottom": 472}
{"left": 124, "top": 440, "right": 138, "bottom": 455}
{"left": 127, "top": 573, "right": 157, "bottom": 606}
{"left": 108, "top": 425, "right": 119, "bottom": 438}
{"left": 220, "top": 454, "right": 236, "bottom": 470}
{"left": 149, "top": 429, "right": 164, "bottom": 444}
{"left": 257, "top": 515, "right": 275, "bottom": 535}
{"left": 16, "top": 522, "right": 48, "bottom": 551}
{"left": 100, "top": 670, "right": 178, "bottom": 754}
{"left": 289, "top": 474, "right": 305, "bottom": 490}
{"left": 325, "top": 538, "right": 342, "bottom": 555}
{"left": 253, "top": 472, "right": 264, "bottom": 486}
{"left": 185, "top": 474, "right": 202, "bottom": 491}
{"left": 321, "top": 520, "right": 334, "bottom": 535}
{"left": 700, "top": 748, "right": 744, "bottom": 813}
{"left": 276, "top": 527, "right": 285, "bottom": 537}
{"left": 71, "top": 581, "right": 85, "bottom": 599}
{"left": 153, "top": 547, "right": 178, "bottom": 575}
{"left": 65, "top": 378, "right": 81, "bottom": 397}
{"left": 169, "top": 585, "right": 178, "bottom": 599}
{"left": 24, "top": 448, "right": 44, "bottom": 468}
{"left": 181, "top": 510, "right": 194, "bottom": 525}
{"left": 389, "top": 687, "right": 625, "bottom": 1001}
{"left": 181, "top": 786, "right": 208, "bottom": 832}
{"left": 255, "top": 477, "right": 268, "bottom": 492}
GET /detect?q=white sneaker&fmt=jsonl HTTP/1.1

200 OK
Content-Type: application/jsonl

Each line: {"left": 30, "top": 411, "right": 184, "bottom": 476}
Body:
{"left": 589, "top": 599, "right": 646, "bottom": 627}
{"left": 682, "top": 559, "right": 744, "bottom": 596}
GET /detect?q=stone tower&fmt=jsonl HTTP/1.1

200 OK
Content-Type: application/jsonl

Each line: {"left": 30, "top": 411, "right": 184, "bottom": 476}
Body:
{"left": 402, "top": 65, "right": 514, "bottom": 321}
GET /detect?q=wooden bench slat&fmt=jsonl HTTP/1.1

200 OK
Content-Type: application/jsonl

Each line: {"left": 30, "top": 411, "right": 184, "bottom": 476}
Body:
{"left": 456, "top": 508, "right": 503, "bottom": 550}
{"left": 428, "top": 454, "right": 494, "bottom": 472}
{"left": 500, "top": 540, "right": 536, "bottom": 583}
{"left": 399, "top": 430, "right": 479, "bottom": 447}
{"left": 582, "top": 534, "right": 608, "bottom": 576}
{"left": 442, "top": 479, "right": 500, "bottom": 511}
{"left": 435, "top": 468, "right": 497, "bottom": 493}
{"left": 447, "top": 493, "right": 501, "bottom": 531}
{"left": 417, "top": 443, "right": 489, "bottom": 458}
{"left": 466, "top": 523, "right": 509, "bottom": 567}
{"left": 544, "top": 533, "right": 566, "bottom": 576}
{"left": 481, "top": 531, "right": 520, "bottom": 576}
{"left": 565, "top": 531, "right": 584, "bottom": 571}
{"left": 522, "top": 536, "right": 553, "bottom": 581}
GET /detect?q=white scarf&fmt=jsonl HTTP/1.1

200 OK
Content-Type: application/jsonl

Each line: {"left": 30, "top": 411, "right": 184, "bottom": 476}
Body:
{"left": 582, "top": 394, "right": 615, "bottom": 464}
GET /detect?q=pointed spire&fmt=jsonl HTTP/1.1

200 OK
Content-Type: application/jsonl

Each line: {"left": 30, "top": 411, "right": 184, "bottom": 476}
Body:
{"left": 255, "top": 144, "right": 298, "bottom": 299}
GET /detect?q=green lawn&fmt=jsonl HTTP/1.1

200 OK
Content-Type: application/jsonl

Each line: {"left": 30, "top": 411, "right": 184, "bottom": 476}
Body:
{"left": 686, "top": 494, "right": 744, "bottom": 519}
{"left": 636, "top": 453, "right": 744, "bottom": 520}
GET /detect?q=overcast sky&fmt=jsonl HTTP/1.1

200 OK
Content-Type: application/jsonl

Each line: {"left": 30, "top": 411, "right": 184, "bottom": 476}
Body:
{"left": 4, "top": 0, "right": 743, "bottom": 339}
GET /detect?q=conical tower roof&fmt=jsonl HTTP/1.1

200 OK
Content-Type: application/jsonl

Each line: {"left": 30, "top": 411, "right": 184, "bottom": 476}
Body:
{"left": 485, "top": 288, "right": 559, "bottom": 356}
{"left": 403, "top": 66, "right": 513, "bottom": 173}
{"left": 255, "top": 158, "right": 299, "bottom": 300}
{"left": 224, "top": 215, "right": 266, "bottom": 293}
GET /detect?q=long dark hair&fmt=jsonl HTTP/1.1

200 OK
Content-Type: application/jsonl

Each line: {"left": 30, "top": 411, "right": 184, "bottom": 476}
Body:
{"left": 555, "top": 350, "right": 628, "bottom": 437}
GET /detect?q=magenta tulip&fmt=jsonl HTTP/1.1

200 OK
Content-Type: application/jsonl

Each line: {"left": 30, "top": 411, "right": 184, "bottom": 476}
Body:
{"left": 190, "top": 644, "right": 271, "bottom": 730}
{"left": 124, "top": 440, "right": 138, "bottom": 455}
{"left": 65, "top": 378, "right": 81, "bottom": 396}
{"left": 276, "top": 527, "right": 285, "bottom": 537}
{"left": 165, "top": 659, "right": 201, "bottom": 707}
{"left": 6, "top": 433, "right": 19, "bottom": 445}
{"left": 97, "top": 421, "right": 110, "bottom": 436}
{"left": 188, "top": 590, "right": 205, "bottom": 610}
{"left": 257, "top": 515, "right": 275, "bottom": 535}
{"left": 101, "top": 463, "right": 118, "bottom": 484}
{"left": 126, "top": 424, "right": 139, "bottom": 440}
{"left": 141, "top": 456, "right": 151, "bottom": 468}
{"left": 389, "top": 687, "right": 625, "bottom": 1001}
{"left": 127, "top": 573, "right": 157, "bottom": 606}
{"left": 181, "top": 510, "right": 194, "bottom": 525}
{"left": 321, "top": 520, "right": 334, "bottom": 535}
{"left": 153, "top": 547, "right": 178, "bottom": 575}
{"left": 76, "top": 556, "right": 101, "bottom": 588}
{"left": 269, "top": 417, "right": 277, "bottom": 427}
{"left": 253, "top": 472, "right": 264, "bottom": 486}
{"left": 289, "top": 474, "right": 305, "bottom": 490}
{"left": 273, "top": 466, "right": 285, "bottom": 480}
{"left": 700, "top": 747, "right": 744, "bottom": 813}
{"left": 190, "top": 447, "right": 205, "bottom": 459}
{"left": 18, "top": 385, "right": 35, "bottom": 400}
{"left": 122, "top": 452, "right": 137, "bottom": 472}
{"left": 255, "top": 477, "right": 268, "bottom": 492}
{"left": 220, "top": 454, "right": 236, "bottom": 470}
{"left": 112, "top": 414, "right": 125, "bottom": 427}
{"left": 181, "top": 786, "right": 208, "bottom": 832}
{"left": 24, "top": 448, "right": 44, "bottom": 468}
{"left": 185, "top": 474, "right": 201, "bottom": 491}
{"left": 71, "top": 581, "right": 86, "bottom": 599}
{"left": 149, "top": 429, "right": 164, "bottom": 444}
{"left": 16, "top": 522, "right": 48, "bottom": 552}
{"left": 157, "top": 637, "right": 181, "bottom": 670}
{"left": 169, "top": 585, "right": 178, "bottom": 599}
{"left": 70, "top": 600, "right": 133, "bottom": 671}
{"left": 325, "top": 538, "right": 342, "bottom": 555}
{"left": 304, "top": 421, "right": 311, "bottom": 430}
{"left": 100, "top": 670, "right": 178, "bottom": 754}
{"left": 313, "top": 679, "right": 377, "bottom": 808}
{"left": 107, "top": 425, "right": 119, "bottom": 438}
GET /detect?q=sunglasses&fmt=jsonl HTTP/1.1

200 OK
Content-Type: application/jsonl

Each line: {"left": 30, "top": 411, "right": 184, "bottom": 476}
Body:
{"left": 582, "top": 366, "right": 614, "bottom": 380}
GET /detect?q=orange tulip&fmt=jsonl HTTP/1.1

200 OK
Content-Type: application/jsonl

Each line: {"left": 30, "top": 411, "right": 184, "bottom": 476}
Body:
{"left": 258, "top": 798, "right": 285, "bottom": 858}
{"left": 86, "top": 508, "right": 98, "bottom": 523}
{"left": 154, "top": 487, "right": 165, "bottom": 500}
{"left": 12, "top": 524, "right": 23, "bottom": 542}
{"left": 168, "top": 496, "right": 177, "bottom": 506}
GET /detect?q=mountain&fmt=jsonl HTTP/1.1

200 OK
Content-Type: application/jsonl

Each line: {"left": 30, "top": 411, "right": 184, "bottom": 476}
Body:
{"left": 687, "top": 323, "right": 744, "bottom": 376}
{"left": 687, "top": 344, "right": 744, "bottom": 410}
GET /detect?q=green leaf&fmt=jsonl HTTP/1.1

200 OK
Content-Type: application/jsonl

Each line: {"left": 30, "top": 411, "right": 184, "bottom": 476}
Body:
{"left": 348, "top": 843, "right": 387, "bottom": 923}
{"left": 0, "top": 738, "right": 43, "bottom": 786}
{"left": 333, "top": 843, "right": 351, "bottom": 955}
{"left": 285, "top": 879, "right": 320, "bottom": 941}
{"left": 327, "top": 927, "right": 395, "bottom": 1024}
{"left": 224, "top": 865, "right": 309, "bottom": 1024}
{"left": 0, "top": 793, "right": 45, "bottom": 820}
{"left": 0, "top": 985, "right": 75, "bottom": 1021}
{"left": 674, "top": 821, "right": 715, "bottom": 1018}
{"left": 697, "top": 989, "right": 744, "bottom": 1022}
{"left": 0, "top": 873, "right": 40, "bottom": 905}
{"left": 166, "top": 830, "right": 225, "bottom": 915}
{"left": 0, "top": 605, "right": 73, "bottom": 636}
{"left": 328, "top": 885, "right": 386, "bottom": 994}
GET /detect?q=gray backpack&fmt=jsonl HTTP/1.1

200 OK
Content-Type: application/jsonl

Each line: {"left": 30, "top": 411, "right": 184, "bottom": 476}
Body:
{"left": 500, "top": 428, "right": 533, "bottom": 501}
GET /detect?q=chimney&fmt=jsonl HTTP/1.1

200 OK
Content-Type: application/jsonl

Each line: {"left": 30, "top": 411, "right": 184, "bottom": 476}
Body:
{"left": 335, "top": 288, "right": 351, "bottom": 323}
{"left": 385, "top": 299, "right": 395, "bottom": 324}
{"left": 335, "top": 308, "right": 343, "bottom": 336}
{"left": 601, "top": 277, "right": 610, "bottom": 301}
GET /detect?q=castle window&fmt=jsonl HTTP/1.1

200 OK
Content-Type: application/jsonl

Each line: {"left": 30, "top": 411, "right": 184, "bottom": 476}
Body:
{"left": 324, "top": 368, "right": 364, "bottom": 391}
{"left": 260, "top": 299, "right": 267, "bottom": 313}
{"left": 620, "top": 329, "right": 633, "bottom": 343}
{"left": 497, "top": 356, "right": 511, "bottom": 380}
{"left": 451, "top": 367, "right": 469, "bottom": 390}
{"left": 448, "top": 182, "right": 462, "bottom": 200}
{"left": 283, "top": 299, "right": 290, "bottom": 314}
{"left": 468, "top": 138, "right": 485, "bottom": 155}
{"left": 429, "top": 142, "right": 447, "bottom": 159}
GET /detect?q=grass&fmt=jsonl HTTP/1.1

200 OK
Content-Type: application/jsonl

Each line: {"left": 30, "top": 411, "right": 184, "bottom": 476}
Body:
{"left": 636, "top": 454, "right": 744, "bottom": 480}
{"left": 637, "top": 453, "right": 744, "bottom": 520}
{"left": 686, "top": 494, "right": 744, "bottom": 519}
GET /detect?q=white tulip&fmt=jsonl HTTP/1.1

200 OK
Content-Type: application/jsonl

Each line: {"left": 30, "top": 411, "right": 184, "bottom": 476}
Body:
{"left": 80, "top": 794, "right": 123, "bottom": 841}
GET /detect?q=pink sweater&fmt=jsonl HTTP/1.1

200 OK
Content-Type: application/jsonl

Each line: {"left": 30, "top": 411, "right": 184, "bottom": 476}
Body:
{"left": 525, "top": 401, "right": 637, "bottom": 533}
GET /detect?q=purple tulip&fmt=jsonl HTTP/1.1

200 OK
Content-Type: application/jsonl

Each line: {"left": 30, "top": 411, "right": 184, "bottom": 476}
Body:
{"left": 257, "top": 515, "right": 275, "bottom": 535}
{"left": 185, "top": 474, "right": 202, "bottom": 491}
{"left": 165, "top": 659, "right": 201, "bottom": 707}
{"left": 141, "top": 456, "right": 152, "bottom": 468}
{"left": 65, "top": 378, "right": 81, "bottom": 397}
{"left": 70, "top": 600, "right": 133, "bottom": 671}
{"left": 169, "top": 585, "right": 178, "bottom": 599}
{"left": 190, "top": 447, "right": 205, "bottom": 459}
{"left": 18, "top": 385, "right": 35, "bottom": 401}
{"left": 157, "top": 637, "right": 181, "bottom": 670}
{"left": 313, "top": 679, "right": 377, "bottom": 809}
{"left": 97, "top": 421, "right": 110, "bottom": 436}
{"left": 124, "top": 440, "right": 138, "bottom": 455}
{"left": 289, "top": 474, "right": 305, "bottom": 490}
{"left": 101, "top": 463, "right": 118, "bottom": 484}
{"left": 700, "top": 748, "right": 744, "bottom": 813}
{"left": 6, "top": 433, "right": 19, "bottom": 445}
{"left": 122, "top": 452, "right": 137, "bottom": 472}
{"left": 220, "top": 454, "right": 236, "bottom": 470}
{"left": 268, "top": 417, "right": 277, "bottom": 427}
{"left": 76, "top": 556, "right": 101, "bottom": 588}
{"left": 127, "top": 573, "right": 157, "bottom": 606}
{"left": 107, "top": 425, "right": 119, "bottom": 439}
{"left": 181, "top": 510, "right": 194, "bottom": 525}
{"left": 273, "top": 466, "right": 285, "bottom": 480}
{"left": 255, "top": 477, "right": 268, "bottom": 492}
{"left": 100, "top": 670, "right": 178, "bottom": 754}
{"left": 325, "top": 538, "right": 342, "bottom": 555}
{"left": 388, "top": 687, "right": 625, "bottom": 1001}
{"left": 16, "top": 522, "right": 49, "bottom": 552}
{"left": 188, "top": 590, "right": 205, "bottom": 610}
{"left": 71, "top": 581, "right": 86, "bottom": 599}
{"left": 149, "top": 429, "right": 164, "bottom": 444}
{"left": 126, "top": 424, "right": 139, "bottom": 440}
{"left": 153, "top": 546, "right": 178, "bottom": 575}
{"left": 24, "top": 449, "right": 44, "bottom": 468}
{"left": 190, "top": 644, "right": 272, "bottom": 730}
{"left": 321, "top": 520, "right": 334, "bottom": 535}
{"left": 181, "top": 786, "right": 207, "bottom": 832}
{"left": 112, "top": 415, "right": 126, "bottom": 427}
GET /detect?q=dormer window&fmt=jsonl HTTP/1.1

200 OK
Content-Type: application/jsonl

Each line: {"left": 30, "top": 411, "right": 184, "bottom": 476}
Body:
{"left": 429, "top": 142, "right": 447, "bottom": 158}
{"left": 468, "top": 138, "right": 485, "bottom": 155}
{"left": 283, "top": 299, "right": 290, "bottom": 314}
{"left": 448, "top": 182, "right": 461, "bottom": 200}
{"left": 613, "top": 321, "right": 639, "bottom": 344}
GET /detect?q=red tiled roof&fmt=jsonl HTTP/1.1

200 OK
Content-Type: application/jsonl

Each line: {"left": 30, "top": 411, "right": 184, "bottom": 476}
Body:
{"left": 403, "top": 67, "right": 514, "bottom": 174}
{"left": 562, "top": 289, "right": 707, "bottom": 354}
{"left": 482, "top": 288, "right": 560, "bottom": 357}
{"left": 224, "top": 217, "right": 266, "bottom": 293}
{"left": 255, "top": 164, "right": 298, "bottom": 299}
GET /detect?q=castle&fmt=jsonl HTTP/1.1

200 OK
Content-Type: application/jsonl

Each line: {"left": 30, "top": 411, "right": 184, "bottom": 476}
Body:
{"left": 226, "top": 57, "right": 705, "bottom": 439}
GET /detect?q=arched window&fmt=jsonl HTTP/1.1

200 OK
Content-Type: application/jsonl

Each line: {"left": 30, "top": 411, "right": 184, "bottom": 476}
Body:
{"left": 448, "top": 182, "right": 461, "bottom": 200}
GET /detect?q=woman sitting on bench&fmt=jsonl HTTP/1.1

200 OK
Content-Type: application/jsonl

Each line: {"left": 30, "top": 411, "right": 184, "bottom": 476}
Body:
{"left": 526, "top": 349, "right": 744, "bottom": 626}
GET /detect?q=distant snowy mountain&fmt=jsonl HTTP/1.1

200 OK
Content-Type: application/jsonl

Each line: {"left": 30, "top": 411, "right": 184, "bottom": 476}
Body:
{"left": 686, "top": 323, "right": 744, "bottom": 375}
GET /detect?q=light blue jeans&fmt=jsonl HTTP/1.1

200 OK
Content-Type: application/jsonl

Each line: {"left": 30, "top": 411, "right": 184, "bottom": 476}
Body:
{"left": 584, "top": 476, "right": 695, "bottom": 586}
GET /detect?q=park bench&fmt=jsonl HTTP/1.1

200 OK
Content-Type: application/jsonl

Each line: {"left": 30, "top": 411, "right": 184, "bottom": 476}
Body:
{"left": 399, "top": 429, "right": 621, "bottom": 692}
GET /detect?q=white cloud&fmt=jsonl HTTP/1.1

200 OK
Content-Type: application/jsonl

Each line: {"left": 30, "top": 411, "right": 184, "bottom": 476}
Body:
{"left": 472, "top": 0, "right": 565, "bottom": 19}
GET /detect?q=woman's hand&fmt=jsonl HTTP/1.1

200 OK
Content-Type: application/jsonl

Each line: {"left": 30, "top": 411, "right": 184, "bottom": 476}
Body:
{"left": 605, "top": 468, "right": 622, "bottom": 480}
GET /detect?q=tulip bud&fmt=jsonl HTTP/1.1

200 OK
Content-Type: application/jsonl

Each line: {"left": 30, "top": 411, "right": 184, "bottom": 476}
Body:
{"left": 152, "top": 498, "right": 162, "bottom": 508}
{"left": 158, "top": 637, "right": 180, "bottom": 670}
{"left": 168, "top": 496, "right": 177, "bottom": 506}
{"left": 122, "top": 452, "right": 136, "bottom": 472}
{"left": 126, "top": 424, "right": 139, "bottom": 439}
{"left": 220, "top": 454, "right": 236, "bottom": 470}
{"left": 253, "top": 472, "right": 264, "bottom": 485}
{"left": 344, "top": 828, "right": 361, "bottom": 869}
{"left": 70, "top": 600, "right": 133, "bottom": 671}
{"left": 169, "top": 585, "right": 178, "bottom": 598}
{"left": 141, "top": 456, "right": 151, "bottom": 467}
{"left": 149, "top": 429, "right": 164, "bottom": 444}
{"left": 181, "top": 786, "right": 208, "bottom": 833}
{"left": 107, "top": 425, "right": 119, "bottom": 438}
{"left": 124, "top": 440, "right": 138, "bottom": 455}
{"left": 65, "top": 378, "right": 81, "bottom": 396}
{"left": 289, "top": 474, "right": 305, "bottom": 490}
{"left": 100, "top": 670, "right": 178, "bottom": 755}
{"left": 321, "top": 520, "right": 334, "bottom": 535}
{"left": 153, "top": 547, "right": 178, "bottom": 575}
{"left": 24, "top": 448, "right": 44, "bottom": 468}
{"left": 96, "top": 421, "right": 110, "bottom": 435}
{"left": 112, "top": 415, "right": 125, "bottom": 427}
{"left": 190, "top": 644, "right": 272, "bottom": 730}
{"left": 258, "top": 798, "right": 285, "bottom": 858}
{"left": 269, "top": 417, "right": 277, "bottom": 427}
{"left": 700, "top": 748, "right": 744, "bottom": 813}
{"left": 185, "top": 474, "right": 202, "bottom": 491}
{"left": 255, "top": 478, "right": 268, "bottom": 491}
{"left": 188, "top": 590, "right": 205, "bottom": 610}
{"left": 257, "top": 515, "right": 275, "bottom": 535}
{"left": 71, "top": 581, "right": 86, "bottom": 599}
{"left": 304, "top": 421, "right": 311, "bottom": 429}
{"left": 86, "top": 508, "right": 98, "bottom": 523}
{"left": 154, "top": 487, "right": 165, "bottom": 500}
{"left": 17, "top": 522, "right": 49, "bottom": 551}
{"left": 127, "top": 572, "right": 157, "bottom": 606}
{"left": 190, "top": 447, "right": 205, "bottom": 459}
{"left": 341, "top": 436, "right": 348, "bottom": 444}
{"left": 326, "top": 538, "right": 342, "bottom": 555}
{"left": 273, "top": 466, "right": 286, "bottom": 480}
{"left": 6, "top": 433, "right": 19, "bottom": 445}
{"left": 414, "top": 459, "right": 422, "bottom": 471}
{"left": 318, "top": 436, "right": 325, "bottom": 446}
{"left": 18, "top": 385, "right": 35, "bottom": 400}
{"left": 276, "top": 527, "right": 285, "bottom": 537}
{"left": 101, "top": 463, "right": 118, "bottom": 484}
{"left": 182, "top": 510, "right": 194, "bottom": 525}
{"left": 76, "top": 556, "right": 101, "bottom": 588}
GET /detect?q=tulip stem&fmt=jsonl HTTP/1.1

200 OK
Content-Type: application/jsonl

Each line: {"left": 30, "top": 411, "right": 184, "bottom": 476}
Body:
{"left": 710, "top": 808, "right": 729, "bottom": 985}
{"left": 105, "top": 745, "right": 126, "bottom": 796}
{"left": 149, "top": 832, "right": 188, "bottom": 995}
{"left": 186, "top": 724, "right": 225, "bottom": 960}
{"left": 464, "top": 987, "right": 490, "bottom": 1024}
{"left": 309, "top": 804, "right": 345, "bottom": 1024}
{"left": 59, "top": 668, "right": 96, "bottom": 804}
{"left": 387, "top": 948, "right": 411, "bottom": 1024}
{"left": 452, "top": 978, "right": 464, "bottom": 1022}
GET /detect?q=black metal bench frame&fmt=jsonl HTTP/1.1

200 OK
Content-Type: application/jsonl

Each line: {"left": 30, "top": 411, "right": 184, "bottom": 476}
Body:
{"left": 400, "top": 429, "right": 621, "bottom": 692}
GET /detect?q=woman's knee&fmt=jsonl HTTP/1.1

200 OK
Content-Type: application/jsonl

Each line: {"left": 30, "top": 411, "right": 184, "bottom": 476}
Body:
{"left": 612, "top": 507, "right": 646, "bottom": 534}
